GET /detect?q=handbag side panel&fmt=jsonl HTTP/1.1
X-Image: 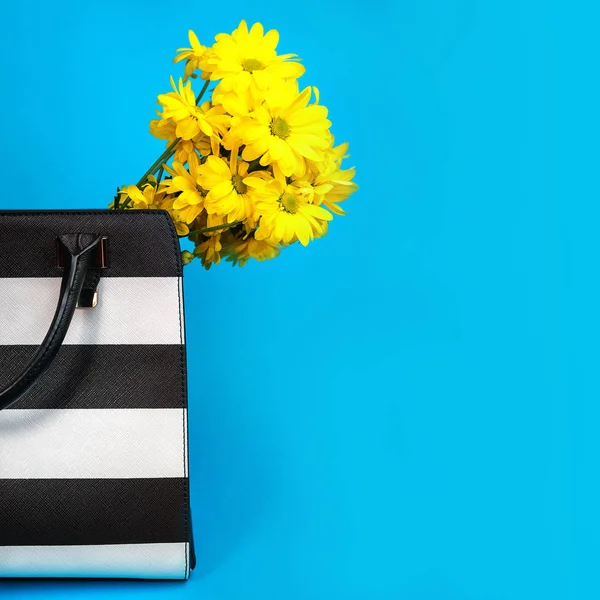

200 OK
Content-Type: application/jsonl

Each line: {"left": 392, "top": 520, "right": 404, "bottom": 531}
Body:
{"left": 0, "top": 210, "right": 192, "bottom": 579}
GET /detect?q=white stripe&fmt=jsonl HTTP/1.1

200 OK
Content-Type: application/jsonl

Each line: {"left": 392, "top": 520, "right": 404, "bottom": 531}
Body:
{"left": 0, "top": 543, "right": 188, "bottom": 579}
{"left": 0, "top": 409, "right": 186, "bottom": 479}
{"left": 0, "top": 277, "right": 183, "bottom": 345}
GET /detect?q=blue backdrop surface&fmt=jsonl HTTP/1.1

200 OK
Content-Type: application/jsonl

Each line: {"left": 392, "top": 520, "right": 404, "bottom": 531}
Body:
{"left": 0, "top": 0, "right": 597, "bottom": 598}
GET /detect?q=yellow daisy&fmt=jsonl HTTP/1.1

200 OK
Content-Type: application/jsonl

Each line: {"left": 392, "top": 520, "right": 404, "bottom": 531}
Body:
{"left": 156, "top": 193, "right": 192, "bottom": 236}
{"left": 197, "top": 148, "right": 270, "bottom": 223}
{"left": 194, "top": 233, "right": 223, "bottom": 270}
{"left": 223, "top": 230, "right": 280, "bottom": 266}
{"left": 162, "top": 155, "right": 205, "bottom": 223}
{"left": 232, "top": 84, "right": 332, "bottom": 177}
{"left": 308, "top": 142, "right": 358, "bottom": 215}
{"left": 254, "top": 168, "right": 333, "bottom": 246}
{"left": 190, "top": 213, "right": 229, "bottom": 269}
{"left": 173, "top": 30, "right": 207, "bottom": 81}
{"left": 118, "top": 182, "right": 161, "bottom": 210}
{"left": 316, "top": 167, "right": 357, "bottom": 215}
{"left": 150, "top": 118, "right": 215, "bottom": 162}
{"left": 213, "top": 79, "right": 266, "bottom": 120}
{"left": 200, "top": 20, "right": 305, "bottom": 96}
{"left": 157, "top": 77, "right": 229, "bottom": 141}
{"left": 116, "top": 180, "right": 191, "bottom": 236}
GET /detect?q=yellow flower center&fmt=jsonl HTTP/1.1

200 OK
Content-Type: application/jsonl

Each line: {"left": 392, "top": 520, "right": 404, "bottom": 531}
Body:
{"left": 281, "top": 192, "right": 299, "bottom": 213}
{"left": 232, "top": 174, "right": 247, "bottom": 194}
{"left": 270, "top": 117, "right": 291, "bottom": 139}
{"left": 242, "top": 58, "right": 264, "bottom": 72}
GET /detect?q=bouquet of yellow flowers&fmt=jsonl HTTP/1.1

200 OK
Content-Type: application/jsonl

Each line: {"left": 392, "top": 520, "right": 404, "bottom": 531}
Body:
{"left": 114, "top": 20, "right": 358, "bottom": 269}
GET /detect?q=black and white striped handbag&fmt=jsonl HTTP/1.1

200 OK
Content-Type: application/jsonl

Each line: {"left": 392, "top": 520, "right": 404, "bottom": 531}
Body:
{"left": 0, "top": 210, "right": 195, "bottom": 579}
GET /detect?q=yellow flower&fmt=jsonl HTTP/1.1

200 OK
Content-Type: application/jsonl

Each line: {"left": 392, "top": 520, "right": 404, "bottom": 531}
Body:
{"left": 110, "top": 21, "right": 357, "bottom": 268}
{"left": 157, "top": 193, "right": 192, "bottom": 236}
{"left": 190, "top": 213, "right": 228, "bottom": 270}
{"left": 254, "top": 168, "right": 333, "bottom": 246}
{"left": 316, "top": 166, "right": 357, "bottom": 215}
{"left": 157, "top": 77, "right": 229, "bottom": 141}
{"left": 163, "top": 155, "right": 205, "bottom": 223}
{"left": 200, "top": 20, "right": 305, "bottom": 96}
{"left": 309, "top": 142, "right": 358, "bottom": 215}
{"left": 118, "top": 182, "right": 161, "bottom": 209}
{"left": 149, "top": 117, "right": 175, "bottom": 141}
{"left": 197, "top": 149, "right": 270, "bottom": 224}
{"left": 188, "top": 211, "right": 228, "bottom": 238}
{"left": 194, "top": 233, "right": 223, "bottom": 270}
{"left": 223, "top": 231, "right": 280, "bottom": 266}
{"left": 150, "top": 118, "right": 198, "bottom": 164}
{"left": 116, "top": 180, "right": 191, "bottom": 236}
{"left": 232, "top": 84, "right": 332, "bottom": 177}
{"left": 213, "top": 80, "right": 265, "bottom": 120}
{"left": 173, "top": 30, "right": 207, "bottom": 81}
{"left": 150, "top": 118, "right": 214, "bottom": 162}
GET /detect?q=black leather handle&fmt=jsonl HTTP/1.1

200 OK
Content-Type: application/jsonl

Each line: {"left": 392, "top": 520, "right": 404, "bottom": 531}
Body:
{"left": 0, "top": 233, "right": 103, "bottom": 410}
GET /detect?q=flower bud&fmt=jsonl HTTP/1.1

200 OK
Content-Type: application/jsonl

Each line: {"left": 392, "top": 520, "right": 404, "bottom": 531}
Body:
{"left": 181, "top": 250, "right": 195, "bottom": 265}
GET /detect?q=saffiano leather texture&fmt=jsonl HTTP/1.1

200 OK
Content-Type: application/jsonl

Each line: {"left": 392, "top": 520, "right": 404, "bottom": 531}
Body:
{"left": 0, "top": 210, "right": 194, "bottom": 579}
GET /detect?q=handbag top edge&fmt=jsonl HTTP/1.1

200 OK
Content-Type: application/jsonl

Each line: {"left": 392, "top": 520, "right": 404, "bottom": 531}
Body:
{"left": 0, "top": 209, "right": 169, "bottom": 215}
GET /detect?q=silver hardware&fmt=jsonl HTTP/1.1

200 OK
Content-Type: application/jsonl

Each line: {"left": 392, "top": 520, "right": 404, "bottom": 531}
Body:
{"left": 77, "top": 288, "right": 99, "bottom": 308}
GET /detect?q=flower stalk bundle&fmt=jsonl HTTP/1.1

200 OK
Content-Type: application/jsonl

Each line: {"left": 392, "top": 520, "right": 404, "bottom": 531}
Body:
{"left": 114, "top": 20, "right": 358, "bottom": 268}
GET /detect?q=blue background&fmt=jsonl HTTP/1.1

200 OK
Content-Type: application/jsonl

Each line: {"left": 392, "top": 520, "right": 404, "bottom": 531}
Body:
{"left": 0, "top": 0, "right": 597, "bottom": 598}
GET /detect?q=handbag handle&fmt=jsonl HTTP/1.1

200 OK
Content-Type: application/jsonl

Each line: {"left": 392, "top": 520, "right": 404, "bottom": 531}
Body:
{"left": 0, "top": 233, "right": 103, "bottom": 410}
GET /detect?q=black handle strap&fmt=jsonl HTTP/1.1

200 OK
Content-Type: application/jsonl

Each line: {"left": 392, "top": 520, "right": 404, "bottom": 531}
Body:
{"left": 0, "top": 233, "right": 103, "bottom": 410}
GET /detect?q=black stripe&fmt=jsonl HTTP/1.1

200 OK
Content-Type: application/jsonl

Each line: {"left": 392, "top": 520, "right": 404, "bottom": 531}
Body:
{"left": 0, "top": 478, "right": 188, "bottom": 546}
{"left": 0, "top": 211, "right": 181, "bottom": 277}
{"left": 0, "top": 345, "right": 185, "bottom": 409}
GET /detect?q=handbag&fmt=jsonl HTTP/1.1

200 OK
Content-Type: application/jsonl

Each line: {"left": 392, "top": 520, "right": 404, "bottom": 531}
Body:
{"left": 0, "top": 210, "right": 195, "bottom": 579}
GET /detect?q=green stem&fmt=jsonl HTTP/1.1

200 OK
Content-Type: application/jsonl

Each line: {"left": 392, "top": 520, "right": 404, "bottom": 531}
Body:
{"left": 186, "top": 220, "right": 244, "bottom": 237}
{"left": 136, "top": 139, "right": 179, "bottom": 186}
{"left": 194, "top": 79, "right": 211, "bottom": 105}
{"left": 119, "top": 78, "right": 211, "bottom": 210}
